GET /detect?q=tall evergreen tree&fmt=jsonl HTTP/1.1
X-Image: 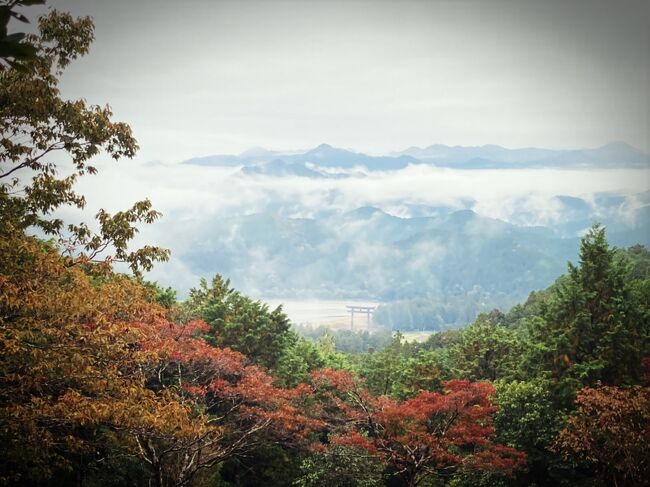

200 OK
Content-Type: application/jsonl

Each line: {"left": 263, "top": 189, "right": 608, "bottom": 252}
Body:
{"left": 181, "top": 275, "right": 294, "bottom": 370}
{"left": 525, "top": 224, "right": 648, "bottom": 392}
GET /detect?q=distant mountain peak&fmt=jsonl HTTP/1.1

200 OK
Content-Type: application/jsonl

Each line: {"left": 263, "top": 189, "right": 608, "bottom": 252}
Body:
{"left": 184, "top": 140, "right": 649, "bottom": 170}
{"left": 312, "top": 143, "right": 334, "bottom": 151}
{"left": 598, "top": 141, "right": 643, "bottom": 152}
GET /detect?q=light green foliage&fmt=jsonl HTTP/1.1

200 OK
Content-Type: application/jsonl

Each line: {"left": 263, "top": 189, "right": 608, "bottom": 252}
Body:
{"left": 421, "top": 329, "right": 460, "bottom": 350}
{"left": 315, "top": 333, "right": 354, "bottom": 370}
{"left": 182, "top": 275, "right": 294, "bottom": 369}
{"left": 494, "top": 379, "right": 565, "bottom": 467}
{"left": 275, "top": 338, "right": 325, "bottom": 387}
{"left": 294, "top": 325, "right": 393, "bottom": 354}
{"left": 294, "top": 445, "right": 384, "bottom": 487}
{"left": 357, "top": 332, "right": 411, "bottom": 397}
{"left": 448, "top": 311, "right": 524, "bottom": 382}
{"left": 356, "top": 332, "right": 447, "bottom": 398}
{"left": 141, "top": 280, "right": 177, "bottom": 309}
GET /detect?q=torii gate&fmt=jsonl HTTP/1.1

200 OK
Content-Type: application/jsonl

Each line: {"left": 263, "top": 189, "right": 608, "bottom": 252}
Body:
{"left": 346, "top": 305, "right": 375, "bottom": 330}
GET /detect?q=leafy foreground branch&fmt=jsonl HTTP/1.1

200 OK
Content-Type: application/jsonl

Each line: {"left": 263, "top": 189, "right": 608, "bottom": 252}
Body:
{"left": 0, "top": 6, "right": 168, "bottom": 275}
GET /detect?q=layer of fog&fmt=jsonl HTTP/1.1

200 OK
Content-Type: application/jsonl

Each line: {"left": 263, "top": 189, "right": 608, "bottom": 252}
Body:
{"left": 63, "top": 158, "right": 650, "bottom": 292}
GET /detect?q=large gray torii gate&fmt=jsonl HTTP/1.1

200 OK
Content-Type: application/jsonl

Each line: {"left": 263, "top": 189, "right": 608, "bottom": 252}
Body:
{"left": 346, "top": 305, "right": 375, "bottom": 330}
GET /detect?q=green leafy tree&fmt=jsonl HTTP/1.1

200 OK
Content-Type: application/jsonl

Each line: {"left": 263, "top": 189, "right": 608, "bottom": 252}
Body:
{"left": 624, "top": 244, "right": 650, "bottom": 280}
{"left": 492, "top": 379, "right": 569, "bottom": 486}
{"left": 294, "top": 444, "right": 385, "bottom": 487}
{"left": 354, "top": 332, "right": 447, "bottom": 399}
{"left": 293, "top": 325, "right": 393, "bottom": 354}
{"left": 315, "top": 332, "right": 354, "bottom": 370}
{"left": 275, "top": 337, "right": 325, "bottom": 388}
{"left": 421, "top": 329, "right": 460, "bottom": 351}
{"left": 448, "top": 313, "right": 523, "bottom": 382}
{"left": 182, "top": 275, "right": 294, "bottom": 369}
{"left": 142, "top": 280, "right": 177, "bottom": 309}
{"left": 357, "top": 332, "right": 410, "bottom": 397}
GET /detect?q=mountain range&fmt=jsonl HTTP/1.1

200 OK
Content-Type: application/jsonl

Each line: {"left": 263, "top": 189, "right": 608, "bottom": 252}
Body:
{"left": 172, "top": 141, "right": 650, "bottom": 329}
{"left": 182, "top": 142, "right": 650, "bottom": 178}
{"left": 176, "top": 194, "right": 649, "bottom": 329}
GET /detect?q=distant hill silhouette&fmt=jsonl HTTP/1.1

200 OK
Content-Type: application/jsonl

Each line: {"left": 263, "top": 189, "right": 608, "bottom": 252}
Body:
{"left": 182, "top": 141, "right": 650, "bottom": 176}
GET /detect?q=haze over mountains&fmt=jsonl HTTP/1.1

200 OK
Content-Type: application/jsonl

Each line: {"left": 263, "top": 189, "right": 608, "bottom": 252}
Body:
{"left": 182, "top": 141, "right": 650, "bottom": 178}
{"left": 175, "top": 197, "right": 648, "bottom": 330}
{"left": 125, "top": 141, "right": 650, "bottom": 330}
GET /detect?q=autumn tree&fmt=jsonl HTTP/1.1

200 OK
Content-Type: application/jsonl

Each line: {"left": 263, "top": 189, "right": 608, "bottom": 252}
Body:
{"left": 0, "top": 231, "right": 321, "bottom": 486}
{"left": 0, "top": 7, "right": 168, "bottom": 274}
{"left": 312, "top": 369, "right": 525, "bottom": 487}
{"left": 555, "top": 384, "right": 650, "bottom": 487}
{"left": 128, "top": 318, "right": 321, "bottom": 487}
{"left": 0, "top": 7, "right": 321, "bottom": 486}
{"left": 0, "top": 228, "right": 174, "bottom": 483}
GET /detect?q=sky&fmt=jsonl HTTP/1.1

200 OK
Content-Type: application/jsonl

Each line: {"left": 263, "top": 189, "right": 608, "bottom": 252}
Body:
{"left": 32, "top": 0, "right": 650, "bottom": 162}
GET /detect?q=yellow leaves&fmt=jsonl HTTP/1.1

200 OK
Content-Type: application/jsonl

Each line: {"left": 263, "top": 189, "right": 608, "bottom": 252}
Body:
{"left": 1, "top": 230, "right": 321, "bottom": 483}
{"left": 0, "top": 275, "right": 21, "bottom": 310}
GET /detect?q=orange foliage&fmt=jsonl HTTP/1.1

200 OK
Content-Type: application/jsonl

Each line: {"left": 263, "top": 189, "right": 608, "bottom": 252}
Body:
{"left": 555, "top": 383, "right": 650, "bottom": 487}
{"left": 0, "top": 233, "right": 319, "bottom": 486}
{"left": 311, "top": 370, "right": 525, "bottom": 487}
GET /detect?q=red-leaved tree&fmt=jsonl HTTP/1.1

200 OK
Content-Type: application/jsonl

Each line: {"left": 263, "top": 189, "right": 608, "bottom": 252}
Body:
{"left": 312, "top": 369, "right": 525, "bottom": 487}
{"left": 130, "top": 317, "right": 323, "bottom": 487}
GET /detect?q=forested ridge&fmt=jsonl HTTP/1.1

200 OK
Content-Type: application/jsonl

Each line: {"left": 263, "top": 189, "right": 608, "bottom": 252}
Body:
{"left": 1, "top": 4, "right": 649, "bottom": 487}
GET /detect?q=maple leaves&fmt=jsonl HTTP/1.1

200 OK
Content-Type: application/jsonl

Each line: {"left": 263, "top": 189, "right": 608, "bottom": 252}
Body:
{"left": 311, "top": 369, "right": 526, "bottom": 487}
{"left": 0, "top": 230, "right": 322, "bottom": 486}
{"left": 0, "top": 231, "right": 164, "bottom": 481}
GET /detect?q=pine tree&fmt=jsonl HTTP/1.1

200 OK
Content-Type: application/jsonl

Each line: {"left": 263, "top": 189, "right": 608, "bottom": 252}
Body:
{"left": 528, "top": 224, "right": 648, "bottom": 391}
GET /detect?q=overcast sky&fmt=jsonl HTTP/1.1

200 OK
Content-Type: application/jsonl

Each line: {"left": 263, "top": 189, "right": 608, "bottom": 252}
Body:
{"left": 37, "top": 0, "right": 650, "bottom": 162}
